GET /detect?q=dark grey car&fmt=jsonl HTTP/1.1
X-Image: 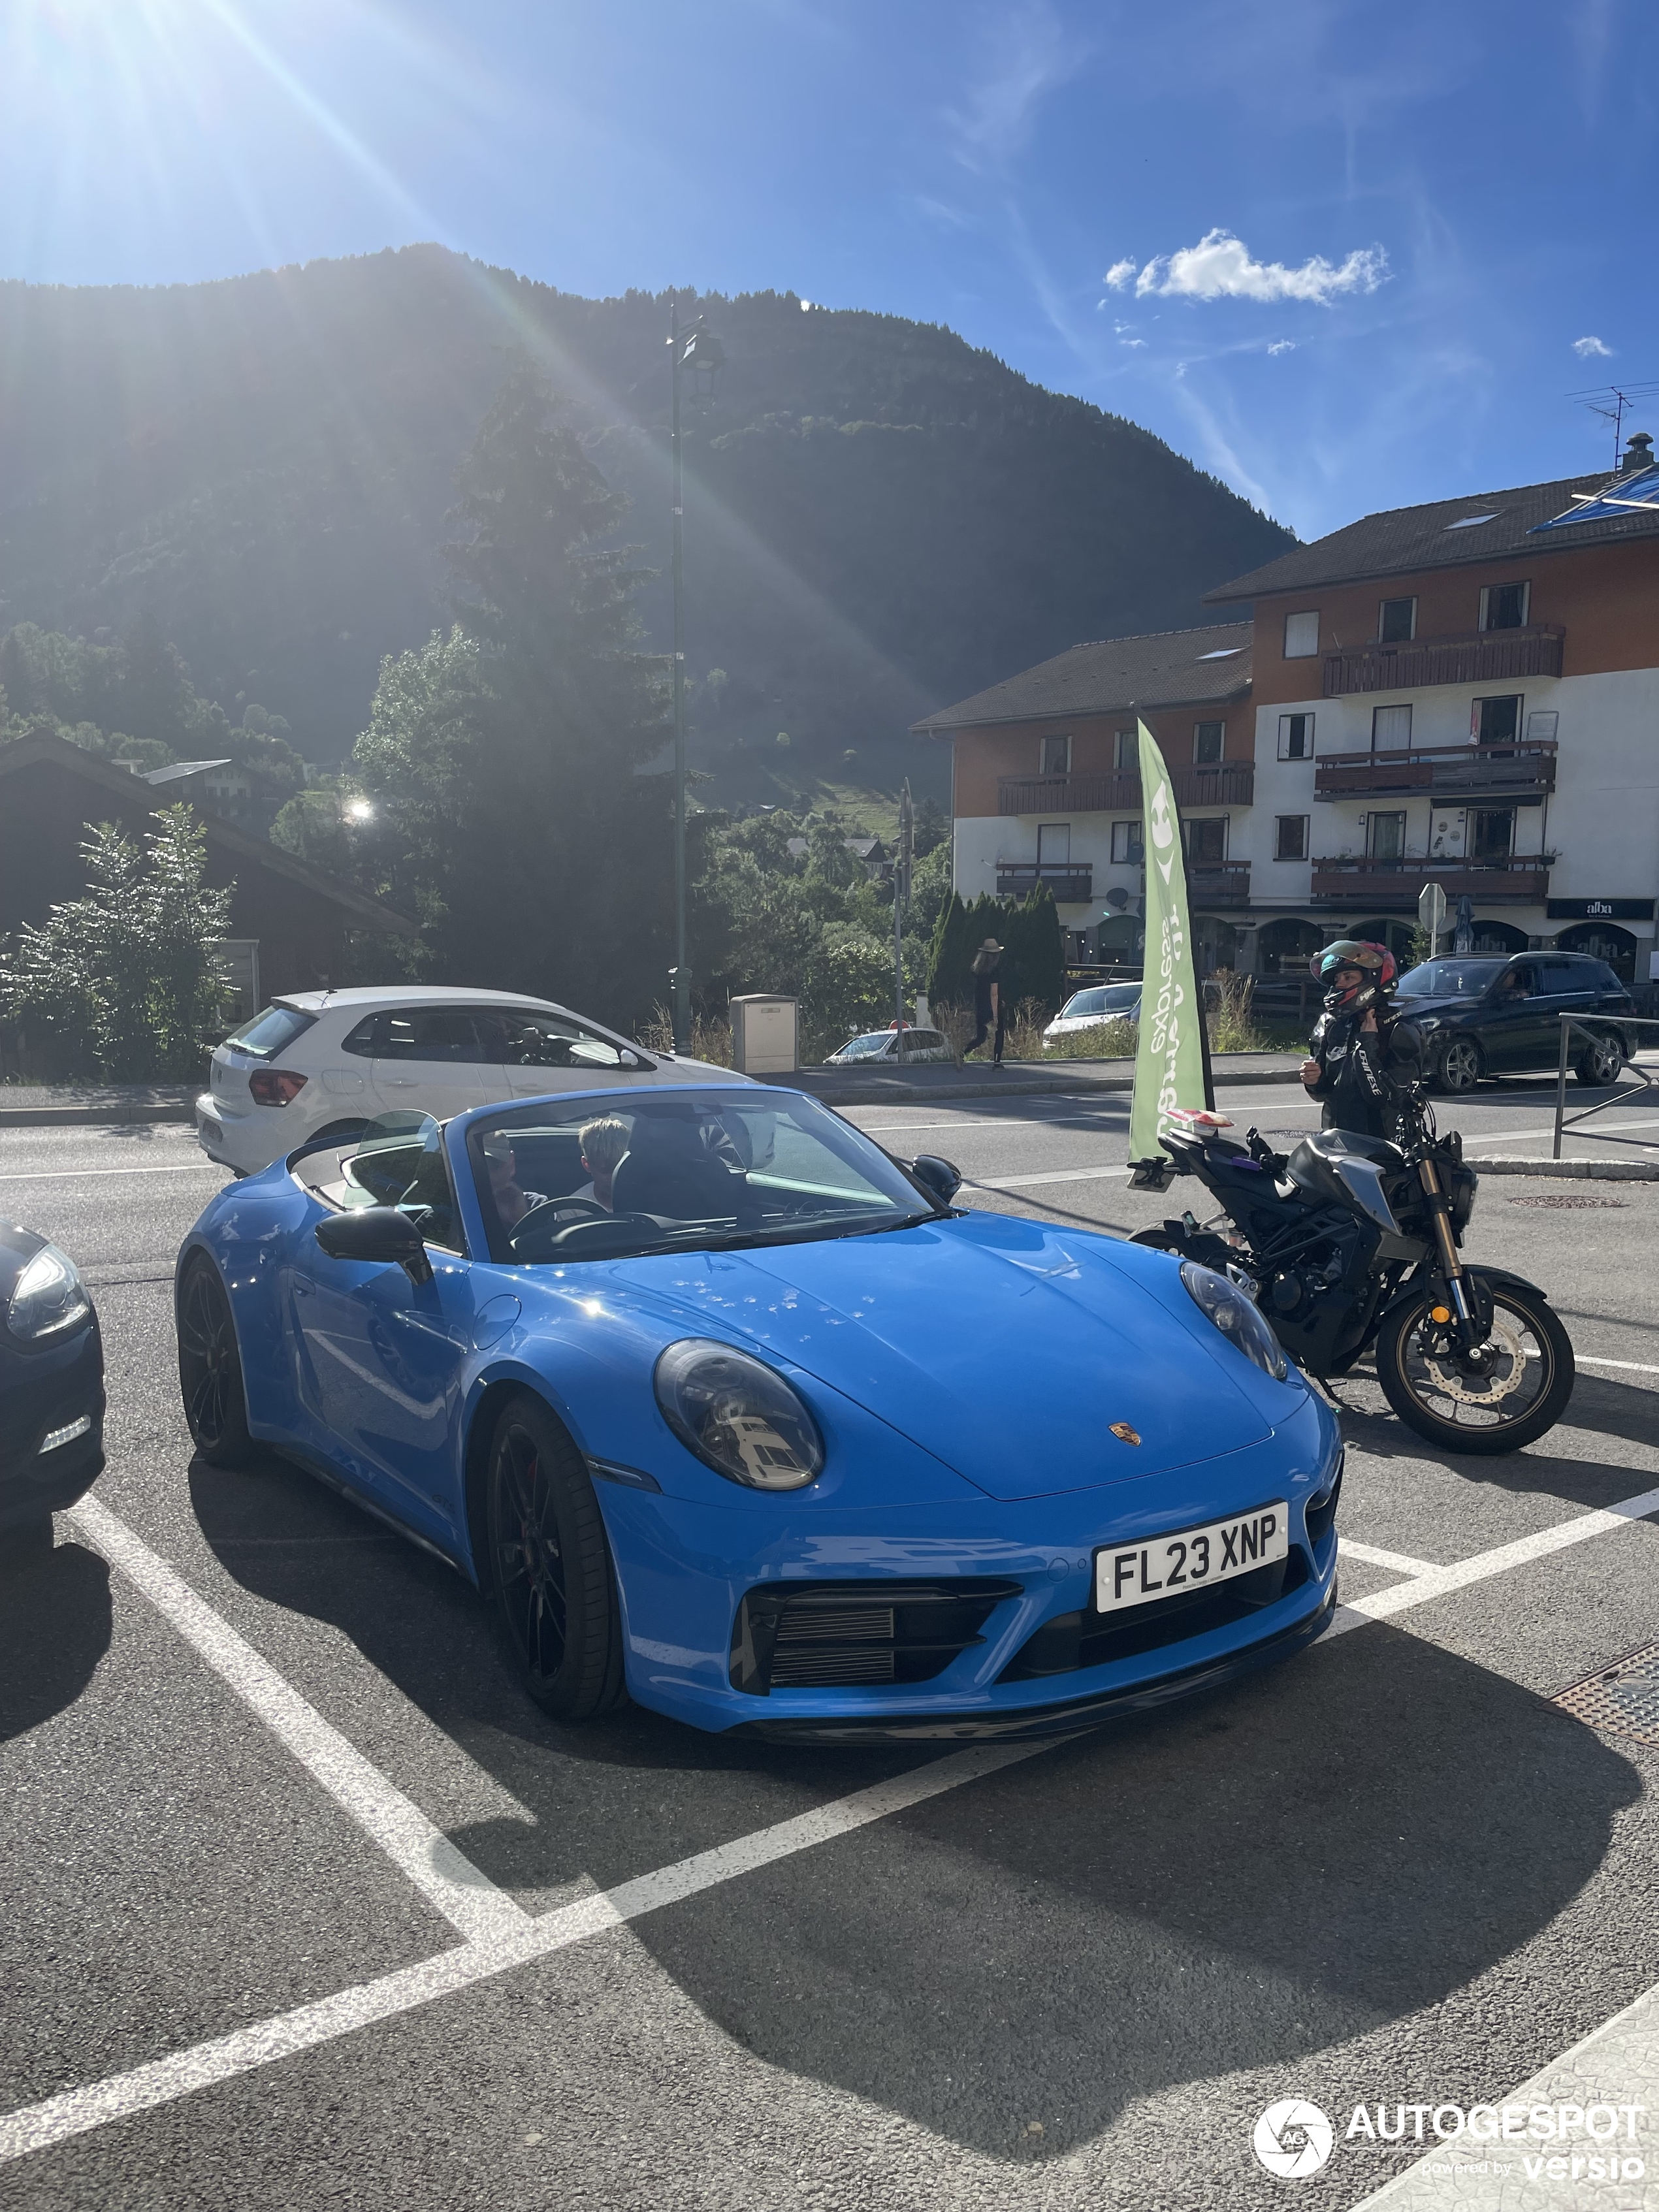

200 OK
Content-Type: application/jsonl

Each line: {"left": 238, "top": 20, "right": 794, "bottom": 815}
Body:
{"left": 1395, "top": 953, "right": 1637, "bottom": 1095}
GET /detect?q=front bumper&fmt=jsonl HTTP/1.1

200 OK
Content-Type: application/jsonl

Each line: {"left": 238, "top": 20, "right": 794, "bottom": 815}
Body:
{"left": 0, "top": 1316, "right": 106, "bottom": 1530}
{"left": 598, "top": 1398, "right": 1343, "bottom": 1738}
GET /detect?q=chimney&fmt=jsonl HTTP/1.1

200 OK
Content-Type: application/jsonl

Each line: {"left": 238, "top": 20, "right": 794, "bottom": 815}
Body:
{"left": 1619, "top": 429, "right": 1654, "bottom": 477}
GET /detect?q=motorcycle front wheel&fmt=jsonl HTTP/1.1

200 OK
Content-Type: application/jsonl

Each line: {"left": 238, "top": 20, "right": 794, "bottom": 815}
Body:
{"left": 1375, "top": 1280, "right": 1574, "bottom": 1454}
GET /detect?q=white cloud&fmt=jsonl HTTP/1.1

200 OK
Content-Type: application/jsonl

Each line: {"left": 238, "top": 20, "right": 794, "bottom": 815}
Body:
{"left": 1268, "top": 339, "right": 1296, "bottom": 356}
{"left": 1134, "top": 229, "right": 1389, "bottom": 305}
{"left": 1104, "top": 258, "right": 1137, "bottom": 290}
{"left": 1119, "top": 336, "right": 1147, "bottom": 349}
{"left": 1573, "top": 334, "right": 1613, "bottom": 359}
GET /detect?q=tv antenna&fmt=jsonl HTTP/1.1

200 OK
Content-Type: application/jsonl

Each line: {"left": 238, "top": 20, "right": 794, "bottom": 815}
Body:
{"left": 1569, "top": 381, "right": 1659, "bottom": 470}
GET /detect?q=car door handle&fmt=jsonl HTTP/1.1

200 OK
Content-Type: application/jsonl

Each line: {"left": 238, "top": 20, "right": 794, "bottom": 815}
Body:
{"left": 383, "top": 1078, "right": 418, "bottom": 1087}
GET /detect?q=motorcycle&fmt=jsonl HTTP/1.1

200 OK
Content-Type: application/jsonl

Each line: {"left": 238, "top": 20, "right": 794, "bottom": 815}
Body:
{"left": 1127, "top": 1094, "right": 1575, "bottom": 1454}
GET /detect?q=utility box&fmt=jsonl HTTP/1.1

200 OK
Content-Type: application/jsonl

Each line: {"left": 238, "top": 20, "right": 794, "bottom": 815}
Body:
{"left": 730, "top": 995, "right": 798, "bottom": 1075}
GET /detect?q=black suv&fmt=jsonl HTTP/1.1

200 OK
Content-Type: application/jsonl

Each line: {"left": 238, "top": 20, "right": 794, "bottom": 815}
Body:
{"left": 1394, "top": 952, "right": 1637, "bottom": 1095}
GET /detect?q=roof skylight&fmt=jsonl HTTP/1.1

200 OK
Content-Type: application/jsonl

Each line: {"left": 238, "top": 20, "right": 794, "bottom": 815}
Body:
{"left": 1197, "top": 647, "right": 1243, "bottom": 659}
{"left": 1444, "top": 513, "right": 1501, "bottom": 530}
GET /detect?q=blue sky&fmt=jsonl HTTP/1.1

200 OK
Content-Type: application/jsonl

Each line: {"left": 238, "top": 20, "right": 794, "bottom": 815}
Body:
{"left": 3, "top": 0, "right": 1656, "bottom": 541}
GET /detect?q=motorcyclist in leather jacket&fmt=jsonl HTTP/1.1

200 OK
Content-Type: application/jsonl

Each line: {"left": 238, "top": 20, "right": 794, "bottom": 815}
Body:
{"left": 1300, "top": 939, "right": 1424, "bottom": 1144}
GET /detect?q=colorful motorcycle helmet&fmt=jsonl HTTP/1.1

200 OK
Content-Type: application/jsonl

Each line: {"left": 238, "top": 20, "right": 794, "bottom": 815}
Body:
{"left": 1317, "top": 938, "right": 1396, "bottom": 1005}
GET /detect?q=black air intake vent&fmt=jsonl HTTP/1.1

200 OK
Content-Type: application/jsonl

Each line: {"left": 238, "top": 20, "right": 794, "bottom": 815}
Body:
{"left": 730, "top": 1579, "right": 1023, "bottom": 1695}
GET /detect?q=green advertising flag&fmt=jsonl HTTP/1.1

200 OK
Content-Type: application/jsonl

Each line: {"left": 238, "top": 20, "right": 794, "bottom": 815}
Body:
{"left": 1128, "top": 718, "right": 1212, "bottom": 1163}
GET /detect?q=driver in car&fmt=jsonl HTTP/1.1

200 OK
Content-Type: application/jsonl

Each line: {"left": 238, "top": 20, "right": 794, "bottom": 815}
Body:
{"left": 480, "top": 1134, "right": 548, "bottom": 1229}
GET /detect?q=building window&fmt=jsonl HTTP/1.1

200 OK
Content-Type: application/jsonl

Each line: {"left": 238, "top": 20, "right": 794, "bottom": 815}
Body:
{"left": 1283, "top": 610, "right": 1320, "bottom": 658}
{"left": 1037, "top": 822, "right": 1071, "bottom": 867}
{"left": 1379, "top": 596, "right": 1417, "bottom": 643}
{"left": 1039, "top": 733, "right": 1071, "bottom": 775}
{"left": 1479, "top": 581, "right": 1529, "bottom": 632}
{"left": 1472, "top": 807, "right": 1515, "bottom": 861}
{"left": 1183, "top": 816, "right": 1228, "bottom": 865}
{"left": 1367, "top": 810, "right": 1408, "bottom": 862}
{"left": 1275, "top": 814, "right": 1309, "bottom": 862}
{"left": 1193, "top": 720, "right": 1224, "bottom": 765}
{"left": 1372, "top": 703, "right": 1413, "bottom": 752}
{"left": 1114, "top": 728, "right": 1138, "bottom": 771}
{"left": 1474, "top": 694, "right": 1521, "bottom": 745}
{"left": 1278, "top": 712, "right": 1314, "bottom": 760}
{"left": 1110, "top": 818, "right": 1144, "bottom": 865}
{"left": 1526, "top": 709, "right": 1558, "bottom": 742}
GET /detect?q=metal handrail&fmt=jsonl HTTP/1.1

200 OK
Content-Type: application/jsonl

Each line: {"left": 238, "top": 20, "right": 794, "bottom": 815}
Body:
{"left": 1552, "top": 1014, "right": 1659, "bottom": 1159}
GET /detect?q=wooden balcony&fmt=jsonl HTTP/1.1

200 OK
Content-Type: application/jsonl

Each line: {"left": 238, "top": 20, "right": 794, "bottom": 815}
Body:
{"left": 1321, "top": 624, "right": 1564, "bottom": 697}
{"left": 997, "top": 763, "right": 1254, "bottom": 816}
{"left": 1310, "top": 856, "right": 1551, "bottom": 908}
{"left": 1184, "top": 861, "right": 1251, "bottom": 908}
{"left": 1314, "top": 740, "right": 1558, "bottom": 801}
{"left": 995, "top": 863, "right": 1094, "bottom": 903}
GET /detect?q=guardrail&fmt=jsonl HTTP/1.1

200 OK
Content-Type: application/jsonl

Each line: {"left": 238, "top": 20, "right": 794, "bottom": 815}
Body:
{"left": 1553, "top": 1013, "right": 1659, "bottom": 1159}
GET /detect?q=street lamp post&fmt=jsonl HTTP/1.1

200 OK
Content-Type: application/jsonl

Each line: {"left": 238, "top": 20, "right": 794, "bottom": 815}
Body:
{"left": 667, "top": 302, "right": 722, "bottom": 1051}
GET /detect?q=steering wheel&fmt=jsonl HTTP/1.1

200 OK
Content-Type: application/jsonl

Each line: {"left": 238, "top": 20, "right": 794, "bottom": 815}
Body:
{"left": 509, "top": 1207, "right": 654, "bottom": 1261}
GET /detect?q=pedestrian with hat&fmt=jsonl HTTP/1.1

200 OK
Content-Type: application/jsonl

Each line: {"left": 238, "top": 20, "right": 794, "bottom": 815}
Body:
{"left": 966, "top": 937, "right": 1007, "bottom": 1066}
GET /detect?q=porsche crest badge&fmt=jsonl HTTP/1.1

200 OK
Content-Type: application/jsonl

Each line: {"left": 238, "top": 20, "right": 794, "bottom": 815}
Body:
{"left": 1109, "top": 1422, "right": 1142, "bottom": 1446}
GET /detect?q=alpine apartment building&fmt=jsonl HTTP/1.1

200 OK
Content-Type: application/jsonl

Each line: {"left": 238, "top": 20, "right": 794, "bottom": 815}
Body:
{"left": 915, "top": 430, "right": 1659, "bottom": 987}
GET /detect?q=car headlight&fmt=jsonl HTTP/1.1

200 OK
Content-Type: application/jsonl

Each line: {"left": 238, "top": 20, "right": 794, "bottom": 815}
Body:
{"left": 654, "top": 1339, "right": 824, "bottom": 1490}
{"left": 1417, "top": 1016, "right": 1442, "bottom": 1031}
{"left": 7, "top": 1243, "right": 93, "bottom": 1343}
{"left": 1180, "top": 1260, "right": 1289, "bottom": 1383}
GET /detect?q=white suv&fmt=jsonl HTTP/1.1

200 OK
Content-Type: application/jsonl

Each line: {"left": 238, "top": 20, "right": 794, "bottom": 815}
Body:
{"left": 196, "top": 986, "right": 747, "bottom": 1177}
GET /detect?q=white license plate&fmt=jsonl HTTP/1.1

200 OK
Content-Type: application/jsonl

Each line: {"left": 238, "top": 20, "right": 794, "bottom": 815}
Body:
{"left": 1095, "top": 1503, "right": 1289, "bottom": 1614}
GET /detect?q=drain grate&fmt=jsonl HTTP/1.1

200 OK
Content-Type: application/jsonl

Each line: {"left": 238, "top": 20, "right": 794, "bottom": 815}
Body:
{"left": 1507, "top": 1194, "right": 1628, "bottom": 1209}
{"left": 1553, "top": 1644, "right": 1659, "bottom": 1746}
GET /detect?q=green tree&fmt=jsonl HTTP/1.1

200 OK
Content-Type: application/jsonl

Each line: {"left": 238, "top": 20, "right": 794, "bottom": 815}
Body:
{"left": 0, "top": 806, "right": 233, "bottom": 1079}
{"left": 351, "top": 357, "right": 669, "bottom": 1012}
{"left": 927, "top": 885, "right": 1063, "bottom": 1014}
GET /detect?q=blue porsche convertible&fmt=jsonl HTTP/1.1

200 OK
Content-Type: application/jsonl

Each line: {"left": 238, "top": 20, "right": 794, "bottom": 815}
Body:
{"left": 174, "top": 1085, "right": 1342, "bottom": 1739}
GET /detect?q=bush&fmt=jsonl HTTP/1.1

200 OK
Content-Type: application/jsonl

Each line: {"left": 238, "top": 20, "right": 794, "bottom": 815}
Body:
{"left": 927, "top": 886, "right": 1064, "bottom": 1015}
{"left": 1208, "top": 973, "right": 1266, "bottom": 1053}
{"left": 0, "top": 806, "right": 233, "bottom": 1080}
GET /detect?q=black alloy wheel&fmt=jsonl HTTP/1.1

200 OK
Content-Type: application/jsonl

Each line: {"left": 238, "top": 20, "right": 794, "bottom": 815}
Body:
{"left": 1435, "top": 1034, "right": 1485, "bottom": 1095}
{"left": 486, "top": 1393, "right": 625, "bottom": 1722}
{"left": 176, "top": 1257, "right": 255, "bottom": 1467}
{"left": 1574, "top": 1034, "right": 1625, "bottom": 1087}
{"left": 1375, "top": 1279, "right": 1575, "bottom": 1454}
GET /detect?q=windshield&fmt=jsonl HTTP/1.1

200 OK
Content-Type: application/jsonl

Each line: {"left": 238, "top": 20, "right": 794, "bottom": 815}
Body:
{"left": 225, "top": 1002, "right": 317, "bottom": 1059}
{"left": 464, "top": 1089, "right": 941, "bottom": 1264}
{"left": 1059, "top": 985, "right": 1140, "bottom": 1019}
{"left": 833, "top": 1033, "right": 894, "bottom": 1059}
{"left": 1396, "top": 959, "right": 1507, "bottom": 999}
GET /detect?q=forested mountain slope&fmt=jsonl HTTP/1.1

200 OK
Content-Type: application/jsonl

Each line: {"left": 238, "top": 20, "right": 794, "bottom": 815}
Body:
{"left": 0, "top": 245, "right": 1294, "bottom": 765}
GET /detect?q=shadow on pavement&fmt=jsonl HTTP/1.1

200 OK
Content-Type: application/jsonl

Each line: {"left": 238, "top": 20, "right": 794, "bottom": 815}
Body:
{"left": 1330, "top": 1375, "right": 1659, "bottom": 1507}
{"left": 0, "top": 1539, "right": 112, "bottom": 1742}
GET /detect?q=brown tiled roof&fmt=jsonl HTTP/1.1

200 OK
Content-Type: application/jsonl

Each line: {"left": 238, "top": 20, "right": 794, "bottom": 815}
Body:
{"left": 1204, "top": 470, "right": 1659, "bottom": 602}
{"left": 911, "top": 622, "right": 1253, "bottom": 733}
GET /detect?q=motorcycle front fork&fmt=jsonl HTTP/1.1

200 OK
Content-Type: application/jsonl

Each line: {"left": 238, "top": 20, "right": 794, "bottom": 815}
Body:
{"left": 1417, "top": 1157, "right": 1480, "bottom": 1350}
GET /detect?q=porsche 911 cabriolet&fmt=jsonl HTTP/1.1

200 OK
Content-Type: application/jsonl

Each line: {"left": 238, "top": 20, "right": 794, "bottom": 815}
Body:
{"left": 174, "top": 1086, "right": 1342, "bottom": 1739}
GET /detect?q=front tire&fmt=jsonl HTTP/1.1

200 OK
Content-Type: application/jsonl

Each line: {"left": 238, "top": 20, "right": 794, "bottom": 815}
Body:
{"left": 1574, "top": 1034, "right": 1624, "bottom": 1087}
{"left": 176, "top": 1256, "right": 256, "bottom": 1467}
{"left": 486, "top": 1394, "right": 626, "bottom": 1722}
{"left": 1434, "top": 1034, "right": 1485, "bottom": 1095}
{"left": 1375, "top": 1278, "right": 1574, "bottom": 1454}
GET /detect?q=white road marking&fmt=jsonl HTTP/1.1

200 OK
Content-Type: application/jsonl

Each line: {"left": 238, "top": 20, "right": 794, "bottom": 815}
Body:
{"left": 1462, "top": 1113, "right": 1659, "bottom": 1147}
{"left": 68, "top": 1498, "right": 528, "bottom": 1946}
{"left": 1349, "top": 1972, "right": 1659, "bottom": 2208}
{"left": 1338, "top": 1538, "right": 1440, "bottom": 1577}
{"left": 0, "top": 1739, "right": 1050, "bottom": 2165}
{"left": 968, "top": 1164, "right": 1132, "bottom": 1191}
{"left": 1326, "top": 1483, "right": 1659, "bottom": 1638}
{"left": 1576, "top": 1354, "right": 1659, "bottom": 1375}
{"left": 0, "top": 1161, "right": 222, "bottom": 1183}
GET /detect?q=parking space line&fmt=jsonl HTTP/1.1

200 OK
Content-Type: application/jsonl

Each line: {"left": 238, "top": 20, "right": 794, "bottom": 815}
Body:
{"left": 0, "top": 1739, "right": 1050, "bottom": 2166}
{"left": 969, "top": 1164, "right": 1132, "bottom": 1190}
{"left": 1576, "top": 1354, "right": 1659, "bottom": 1375}
{"left": 69, "top": 1498, "right": 529, "bottom": 1946}
{"left": 1327, "top": 1483, "right": 1659, "bottom": 1638}
{"left": 0, "top": 1162, "right": 222, "bottom": 1183}
{"left": 1338, "top": 1538, "right": 1440, "bottom": 1577}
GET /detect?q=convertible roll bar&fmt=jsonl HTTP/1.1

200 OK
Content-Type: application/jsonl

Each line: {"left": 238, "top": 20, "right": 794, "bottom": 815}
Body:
{"left": 1553, "top": 1013, "right": 1659, "bottom": 1159}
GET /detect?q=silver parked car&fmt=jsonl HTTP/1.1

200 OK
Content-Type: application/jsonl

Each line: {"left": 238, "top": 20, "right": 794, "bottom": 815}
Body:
{"left": 824, "top": 1026, "right": 954, "bottom": 1066}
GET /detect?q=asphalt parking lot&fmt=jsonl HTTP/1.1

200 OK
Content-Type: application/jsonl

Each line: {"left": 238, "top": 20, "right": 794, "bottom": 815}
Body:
{"left": 1, "top": 1074, "right": 1656, "bottom": 2212}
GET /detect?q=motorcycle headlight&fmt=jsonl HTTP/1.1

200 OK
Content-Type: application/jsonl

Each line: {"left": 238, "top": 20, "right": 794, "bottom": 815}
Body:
{"left": 654, "top": 1339, "right": 824, "bottom": 1490}
{"left": 1180, "top": 1260, "right": 1289, "bottom": 1383}
{"left": 7, "top": 1243, "right": 93, "bottom": 1343}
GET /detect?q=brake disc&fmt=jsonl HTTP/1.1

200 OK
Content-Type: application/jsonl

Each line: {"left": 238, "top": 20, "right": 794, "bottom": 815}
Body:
{"left": 1419, "top": 1308, "right": 1531, "bottom": 1406}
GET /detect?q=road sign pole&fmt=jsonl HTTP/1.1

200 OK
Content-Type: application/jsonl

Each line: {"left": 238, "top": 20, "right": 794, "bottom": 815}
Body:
{"left": 1418, "top": 881, "right": 1447, "bottom": 961}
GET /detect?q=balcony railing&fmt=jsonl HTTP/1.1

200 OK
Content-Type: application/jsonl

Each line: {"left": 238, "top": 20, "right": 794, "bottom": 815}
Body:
{"left": 995, "top": 863, "right": 1094, "bottom": 903}
{"left": 1321, "top": 624, "right": 1564, "bottom": 697}
{"left": 1313, "top": 739, "right": 1558, "bottom": 801}
{"left": 1310, "top": 856, "right": 1551, "bottom": 908}
{"left": 1184, "top": 860, "right": 1251, "bottom": 908}
{"left": 997, "top": 763, "right": 1254, "bottom": 816}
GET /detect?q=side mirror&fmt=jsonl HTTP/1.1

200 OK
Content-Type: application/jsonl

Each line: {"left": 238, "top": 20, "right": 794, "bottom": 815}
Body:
{"left": 908, "top": 1153, "right": 962, "bottom": 1207}
{"left": 315, "top": 1206, "right": 434, "bottom": 1286}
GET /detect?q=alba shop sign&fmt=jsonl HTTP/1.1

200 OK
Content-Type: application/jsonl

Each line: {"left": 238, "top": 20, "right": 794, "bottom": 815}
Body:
{"left": 1545, "top": 899, "right": 1654, "bottom": 921}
